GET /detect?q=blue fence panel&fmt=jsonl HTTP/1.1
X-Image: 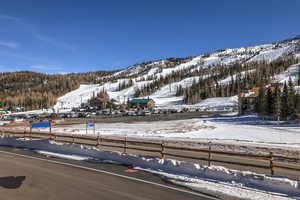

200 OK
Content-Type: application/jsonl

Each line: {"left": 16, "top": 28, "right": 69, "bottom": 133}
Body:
{"left": 31, "top": 122, "right": 51, "bottom": 128}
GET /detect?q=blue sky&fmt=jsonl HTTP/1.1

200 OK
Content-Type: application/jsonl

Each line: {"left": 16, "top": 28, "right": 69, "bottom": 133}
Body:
{"left": 0, "top": 0, "right": 300, "bottom": 73}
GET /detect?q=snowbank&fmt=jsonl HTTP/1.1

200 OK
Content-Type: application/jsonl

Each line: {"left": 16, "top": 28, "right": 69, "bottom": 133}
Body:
{"left": 187, "top": 96, "right": 238, "bottom": 111}
{"left": 0, "top": 136, "right": 299, "bottom": 199}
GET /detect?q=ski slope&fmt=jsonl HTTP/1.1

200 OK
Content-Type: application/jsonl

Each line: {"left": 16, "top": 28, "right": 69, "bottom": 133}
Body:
{"left": 273, "top": 63, "right": 300, "bottom": 83}
{"left": 53, "top": 36, "right": 300, "bottom": 111}
{"left": 54, "top": 79, "right": 153, "bottom": 110}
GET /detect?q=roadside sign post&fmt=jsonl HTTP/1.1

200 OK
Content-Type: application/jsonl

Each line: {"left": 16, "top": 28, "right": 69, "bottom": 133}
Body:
{"left": 85, "top": 120, "right": 87, "bottom": 135}
{"left": 30, "top": 126, "right": 32, "bottom": 141}
{"left": 49, "top": 120, "right": 52, "bottom": 134}
{"left": 97, "top": 130, "right": 100, "bottom": 148}
{"left": 86, "top": 122, "right": 96, "bottom": 135}
{"left": 93, "top": 119, "right": 95, "bottom": 135}
{"left": 30, "top": 121, "right": 52, "bottom": 140}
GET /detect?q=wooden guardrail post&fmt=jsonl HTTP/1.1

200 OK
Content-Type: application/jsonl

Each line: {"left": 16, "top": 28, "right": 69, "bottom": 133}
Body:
{"left": 72, "top": 134, "right": 75, "bottom": 144}
{"left": 96, "top": 133, "right": 100, "bottom": 148}
{"left": 161, "top": 141, "right": 165, "bottom": 159}
{"left": 30, "top": 127, "right": 32, "bottom": 141}
{"left": 269, "top": 152, "right": 274, "bottom": 175}
{"left": 208, "top": 141, "right": 212, "bottom": 166}
{"left": 123, "top": 136, "right": 127, "bottom": 154}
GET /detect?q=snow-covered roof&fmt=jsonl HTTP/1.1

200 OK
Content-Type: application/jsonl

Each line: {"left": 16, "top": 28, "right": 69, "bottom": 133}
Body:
{"left": 240, "top": 88, "right": 260, "bottom": 98}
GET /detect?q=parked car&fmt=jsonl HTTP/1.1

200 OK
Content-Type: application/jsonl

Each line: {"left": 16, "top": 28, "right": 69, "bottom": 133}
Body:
{"left": 78, "top": 112, "right": 88, "bottom": 118}
{"left": 144, "top": 111, "right": 151, "bottom": 116}
{"left": 102, "top": 109, "right": 111, "bottom": 115}
{"left": 86, "top": 113, "right": 96, "bottom": 118}
{"left": 151, "top": 109, "right": 160, "bottom": 114}
{"left": 67, "top": 112, "right": 79, "bottom": 118}
{"left": 127, "top": 111, "right": 136, "bottom": 116}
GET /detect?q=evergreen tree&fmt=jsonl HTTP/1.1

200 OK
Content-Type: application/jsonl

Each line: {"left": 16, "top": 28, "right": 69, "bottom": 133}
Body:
{"left": 298, "top": 66, "right": 300, "bottom": 86}
{"left": 294, "top": 94, "right": 300, "bottom": 114}
{"left": 273, "top": 85, "right": 281, "bottom": 120}
{"left": 266, "top": 88, "right": 274, "bottom": 115}
{"left": 256, "top": 87, "right": 266, "bottom": 114}
{"left": 280, "top": 82, "right": 289, "bottom": 119}
{"left": 287, "top": 77, "right": 295, "bottom": 116}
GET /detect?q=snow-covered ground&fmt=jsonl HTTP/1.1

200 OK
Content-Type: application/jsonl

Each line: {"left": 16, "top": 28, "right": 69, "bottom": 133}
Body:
{"left": 36, "top": 150, "right": 92, "bottom": 161}
{"left": 139, "top": 168, "right": 296, "bottom": 200}
{"left": 185, "top": 96, "right": 238, "bottom": 111}
{"left": 0, "top": 137, "right": 299, "bottom": 200}
{"left": 0, "top": 121, "right": 10, "bottom": 126}
{"left": 273, "top": 63, "right": 300, "bottom": 83}
{"left": 139, "top": 80, "right": 237, "bottom": 108}
{"left": 248, "top": 44, "right": 298, "bottom": 63}
{"left": 37, "top": 113, "right": 300, "bottom": 150}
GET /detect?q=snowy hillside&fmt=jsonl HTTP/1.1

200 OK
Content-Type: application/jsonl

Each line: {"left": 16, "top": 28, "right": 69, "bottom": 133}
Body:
{"left": 54, "top": 36, "right": 300, "bottom": 111}
{"left": 273, "top": 63, "right": 300, "bottom": 83}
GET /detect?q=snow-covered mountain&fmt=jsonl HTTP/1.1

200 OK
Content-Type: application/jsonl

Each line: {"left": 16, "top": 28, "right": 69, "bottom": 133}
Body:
{"left": 54, "top": 35, "right": 300, "bottom": 111}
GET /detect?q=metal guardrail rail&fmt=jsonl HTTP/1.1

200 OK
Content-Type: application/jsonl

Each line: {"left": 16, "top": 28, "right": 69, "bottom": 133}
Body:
{"left": 1, "top": 128, "right": 300, "bottom": 177}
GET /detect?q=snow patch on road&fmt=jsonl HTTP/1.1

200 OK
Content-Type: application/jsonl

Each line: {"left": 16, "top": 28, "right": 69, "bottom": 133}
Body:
{"left": 36, "top": 150, "right": 92, "bottom": 161}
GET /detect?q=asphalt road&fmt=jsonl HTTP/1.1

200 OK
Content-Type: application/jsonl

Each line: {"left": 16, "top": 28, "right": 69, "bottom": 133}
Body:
{"left": 0, "top": 147, "right": 217, "bottom": 200}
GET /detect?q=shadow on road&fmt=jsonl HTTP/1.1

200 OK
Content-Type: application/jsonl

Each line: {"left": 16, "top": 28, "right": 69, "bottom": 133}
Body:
{"left": 0, "top": 176, "right": 26, "bottom": 189}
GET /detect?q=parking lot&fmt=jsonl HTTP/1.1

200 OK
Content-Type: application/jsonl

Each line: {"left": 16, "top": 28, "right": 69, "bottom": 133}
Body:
{"left": 0, "top": 108, "right": 228, "bottom": 124}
